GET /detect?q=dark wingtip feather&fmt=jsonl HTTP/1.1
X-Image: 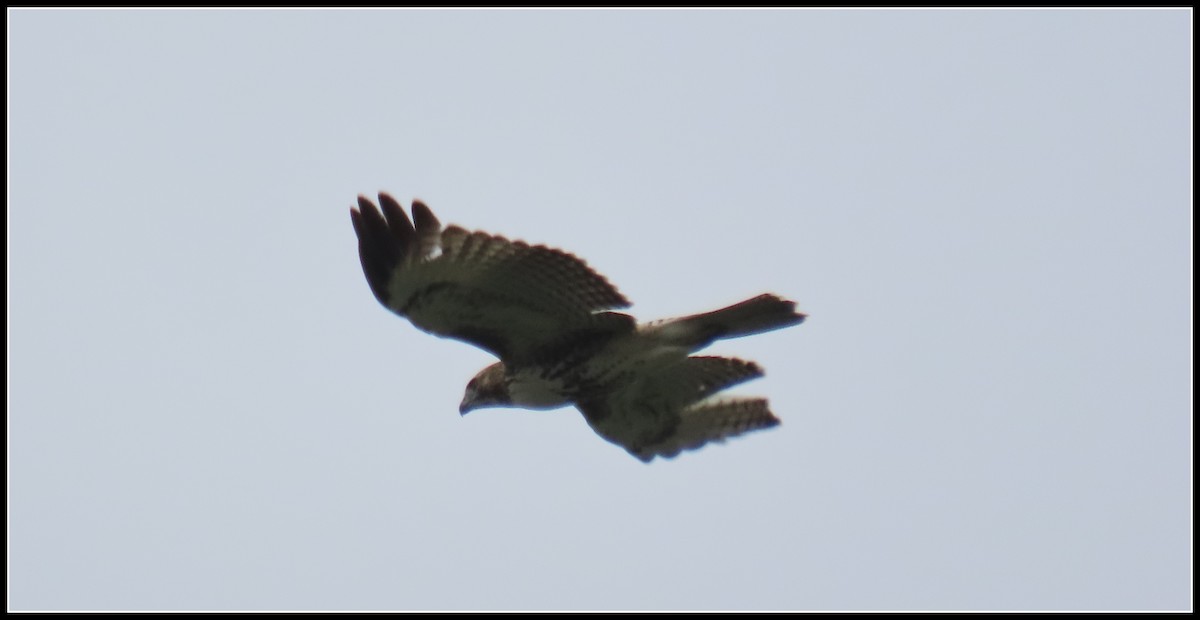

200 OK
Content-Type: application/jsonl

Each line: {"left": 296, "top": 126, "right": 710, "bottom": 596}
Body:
{"left": 411, "top": 199, "right": 440, "bottom": 234}
{"left": 355, "top": 194, "right": 377, "bottom": 213}
{"left": 351, "top": 195, "right": 402, "bottom": 306}
{"left": 349, "top": 206, "right": 364, "bottom": 237}
{"left": 377, "top": 193, "right": 415, "bottom": 246}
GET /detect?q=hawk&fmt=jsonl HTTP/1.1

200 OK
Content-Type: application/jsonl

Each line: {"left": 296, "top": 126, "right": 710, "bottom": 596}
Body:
{"left": 350, "top": 193, "right": 806, "bottom": 461}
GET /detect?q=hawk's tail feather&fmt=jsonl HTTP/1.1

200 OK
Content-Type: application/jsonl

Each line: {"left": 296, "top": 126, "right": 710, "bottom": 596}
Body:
{"left": 634, "top": 397, "right": 781, "bottom": 462}
{"left": 700, "top": 294, "right": 806, "bottom": 340}
{"left": 653, "top": 294, "right": 805, "bottom": 348}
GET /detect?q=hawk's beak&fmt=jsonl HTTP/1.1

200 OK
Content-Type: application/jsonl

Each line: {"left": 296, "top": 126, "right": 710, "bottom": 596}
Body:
{"left": 458, "top": 398, "right": 473, "bottom": 416}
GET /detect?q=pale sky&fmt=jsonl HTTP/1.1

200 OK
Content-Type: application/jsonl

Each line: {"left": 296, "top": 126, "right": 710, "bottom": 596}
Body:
{"left": 8, "top": 8, "right": 1192, "bottom": 611}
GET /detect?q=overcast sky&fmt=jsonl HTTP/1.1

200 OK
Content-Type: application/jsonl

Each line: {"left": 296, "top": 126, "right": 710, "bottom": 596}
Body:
{"left": 8, "top": 8, "right": 1191, "bottom": 612}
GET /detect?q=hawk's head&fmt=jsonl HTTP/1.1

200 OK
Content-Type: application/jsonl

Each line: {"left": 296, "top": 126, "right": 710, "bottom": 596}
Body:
{"left": 460, "top": 362, "right": 511, "bottom": 415}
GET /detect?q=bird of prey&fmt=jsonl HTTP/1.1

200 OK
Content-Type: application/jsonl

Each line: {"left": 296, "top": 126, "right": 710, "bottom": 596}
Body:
{"left": 350, "top": 193, "right": 805, "bottom": 461}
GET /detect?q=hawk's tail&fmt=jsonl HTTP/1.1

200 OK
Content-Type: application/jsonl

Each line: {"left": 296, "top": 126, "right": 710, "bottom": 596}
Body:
{"left": 632, "top": 398, "right": 781, "bottom": 462}
{"left": 653, "top": 294, "right": 806, "bottom": 348}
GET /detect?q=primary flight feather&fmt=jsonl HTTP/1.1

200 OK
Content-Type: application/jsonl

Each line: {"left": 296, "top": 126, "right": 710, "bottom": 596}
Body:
{"left": 350, "top": 193, "right": 805, "bottom": 461}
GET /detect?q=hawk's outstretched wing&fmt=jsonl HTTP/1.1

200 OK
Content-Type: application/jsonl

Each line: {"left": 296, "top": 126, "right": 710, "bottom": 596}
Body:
{"left": 351, "top": 193, "right": 634, "bottom": 364}
{"left": 578, "top": 356, "right": 781, "bottom": 462}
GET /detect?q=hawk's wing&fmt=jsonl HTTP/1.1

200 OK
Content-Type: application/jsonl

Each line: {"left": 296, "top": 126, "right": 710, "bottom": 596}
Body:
{"left": 351, "top": 194, "right": 634, "bottom": 364}
{"left": 578, "top": 356, "right": 781, "bottom": 462}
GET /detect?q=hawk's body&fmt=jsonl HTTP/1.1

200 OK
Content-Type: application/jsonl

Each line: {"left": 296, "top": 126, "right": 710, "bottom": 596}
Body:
{"left": 351, "top": 194, "right": 805, "bottom": 461}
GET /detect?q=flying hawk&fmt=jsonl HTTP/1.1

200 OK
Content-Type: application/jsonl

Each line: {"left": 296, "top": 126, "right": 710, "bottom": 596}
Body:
{"left": 350, "top": 193, "right": 805, "bottom": 461}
